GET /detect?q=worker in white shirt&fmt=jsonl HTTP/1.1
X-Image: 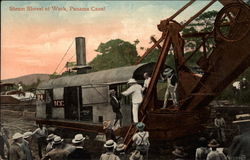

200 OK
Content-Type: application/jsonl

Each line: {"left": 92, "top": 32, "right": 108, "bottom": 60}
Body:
{"left": 142, "top": 72, "right": 151, "bottom": 95}
{"left": 33, "top": 124, "right": 48, "bottom": 158}
{"left": 122, "top": 78, "right": 143, "bottom": 124}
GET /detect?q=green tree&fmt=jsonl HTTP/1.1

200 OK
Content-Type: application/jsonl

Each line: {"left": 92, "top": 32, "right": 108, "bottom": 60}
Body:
{"left": 182, "top": 10, "right": 218, "bottom": 67}
{"left": 89, "top": 39, "right": 139, "bottom": 72}
{"left": 49, "top": 72, "right": 61, "bottom": 79}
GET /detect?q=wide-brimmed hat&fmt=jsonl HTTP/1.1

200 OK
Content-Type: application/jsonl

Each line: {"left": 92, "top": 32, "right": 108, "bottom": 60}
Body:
{"left": 129, "top": 150, "right": 142, "bottom": 160}
{"left": 208, "top": 139, "right": 220, "bottom": 148}
{"left": 127, "top": 78, "right": 137, "bottom": 84}
{"left": 136, "top": 122, "right": 145, "bottom": 131}
{"left": 23, "top": 132, "right": 33, "bottom": 139}
{"left": 163, "top": 68, "right": 173, "bottom": 76}
{"left": 12, "top": 133, "right": 23, "bottom": 140}
{"left": 104, "top": 139, "right": 115, "bottom": 148}
{"left": 53, "top": 136, "right": 64, "bottom": 145}
{"left": 172, "top": 147, "right": 187, "bottom": 158}
{"left": 47, "top": 134, "right": 55, "bottom": 141}
{"left": 115, "top": 143, "right": 127, "bottom": 152}
{"left": 103, "top": 120, "right": 111, "bottom": 129}
{"left": 233, "top": 114, "right": 250, "bottom": 123}
{"left": 72, "top": 134, "right": 86, "bottom": 144}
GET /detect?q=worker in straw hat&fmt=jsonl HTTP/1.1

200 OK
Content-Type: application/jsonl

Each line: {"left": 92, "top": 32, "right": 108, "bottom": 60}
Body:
{"left": 129, "top": 150, "right": 143, "bottom": 160}
{"left": 162, "top": 67, "right": 178, "bottom": 109}
{"left": 42, "top": 136, "right": 69, "bottom": 160}
{"left": 229, "top": 114, "right": 250, "bottom": 159}
{"left": 45, "top": 134, "right": 56, "bottom": 153}
{"left": 172, "top": 147, "right": 187, "bottom": 160}
{"left": 122, "top": 78, "right": 143, "bottom": 123}
{"left": 103, "top": 120, "right": 117, "bottom": 142}
{"left": 115, "top": 143, "right": 127, "bottom": 160}
{"left": 68, "top": 133, "right": 91, "bottom": 160}
{"left": 21, "top": 132, "right": 33, "bottom": 160}
{"left": 100, "top": 140, "right": 120, "bottom": 160}
{"left": 206, "top": 139, "right": 223, "bottom": 160}
{"left": 9, "top": 132, "right": 25, "bottom": 160}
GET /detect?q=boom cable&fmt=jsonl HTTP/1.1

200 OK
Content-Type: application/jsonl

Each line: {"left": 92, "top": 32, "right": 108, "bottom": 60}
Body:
{"left": 53, "top": 39, "right": 74, "bottom": 74}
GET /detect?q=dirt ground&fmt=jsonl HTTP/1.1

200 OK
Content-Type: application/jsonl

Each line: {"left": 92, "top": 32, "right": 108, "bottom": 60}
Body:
{"left": 1, "top": 102, "right": 250, "bottom": 160}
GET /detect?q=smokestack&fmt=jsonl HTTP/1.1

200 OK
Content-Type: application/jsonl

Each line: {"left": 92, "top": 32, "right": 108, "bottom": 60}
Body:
{"left": 73, "top": 37, "right": 91, "bottom": 74}
{"left": 75, "top": 37, "right": 86, "bottom": 66}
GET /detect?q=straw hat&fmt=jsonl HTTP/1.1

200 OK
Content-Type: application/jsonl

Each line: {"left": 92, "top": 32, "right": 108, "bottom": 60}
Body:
{"left": 12, "top": 133, "right": 23, "bottom": 140}
{"left": 72, "top": 134, "right": 86, "bottom": 144}
{"left": 115, "top": 143, "right": 127, "bottom": 152}
{"left": 129, "top": 150, "right": 142, "bottom": 160}
{"left": 53, "top": 136, "right": 64, "bottom": 145}
{"left": 172, "top": 147, "right": 187, "bottom": 158}
{"left": 127, "top": 78, "right": 137, "bottom": 84}
{"left": 103, "top": 120, "right": 111, "bottom": 129}
{"left": 233, "top": 114, "right": 250, "bottom": 123}
{"left": 104, "top": 139, "right": 115, "bottom": 148}
{"left": 136, "top": 122, "right": 145, "bottom": 131}
{"left": 208, "top": 139, "right": 220, "bottom": 148}
{"left": 47, "top": 134, "right": 55, "bottom": 141}
{"left": 23, "top": 132, "right": 33, "bottom": 139}
{"left": 163, "top": 68, "right": 173, "bottom": 76}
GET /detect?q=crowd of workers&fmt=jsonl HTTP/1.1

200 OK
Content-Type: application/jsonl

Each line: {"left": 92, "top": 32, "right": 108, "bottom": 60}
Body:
{"left": 1, "top": 113, "right": 250, "bottom": 160}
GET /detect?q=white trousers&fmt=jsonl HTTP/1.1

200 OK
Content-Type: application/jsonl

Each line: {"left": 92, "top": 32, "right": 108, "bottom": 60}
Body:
{"left": 132, "top": 103, "right": 140, "bottom": 123}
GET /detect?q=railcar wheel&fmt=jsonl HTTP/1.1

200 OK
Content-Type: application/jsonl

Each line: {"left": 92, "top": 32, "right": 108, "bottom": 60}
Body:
{"left": 214, "top": 3, "right": 250, "bottom": 42}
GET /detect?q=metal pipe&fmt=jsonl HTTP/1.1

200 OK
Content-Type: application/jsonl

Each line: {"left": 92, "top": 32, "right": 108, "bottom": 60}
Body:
{"left": 75, "top": 37, "right": 86, "bottom": 66}
{"left": 168, "top": 0, "right": 196, "bottom": 21}
{"left": 182, "top": 0, "right": 217, "bottom": 28}
{"left": 135, "top": 36, "right": 165, "bottom": 65}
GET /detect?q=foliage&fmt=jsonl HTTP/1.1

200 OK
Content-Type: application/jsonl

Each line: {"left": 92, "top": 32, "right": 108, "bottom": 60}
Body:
{"left": 218, "top": 68, "right": 250, "bottom": 104}
{"left": 182, "top": 10, "right": 218, "bottom": 66}
{"left": 49, "top": 72, "right": 61, "bottom": 79}
{"left": 89, "top": 39, "right": 139, "bottom": 72}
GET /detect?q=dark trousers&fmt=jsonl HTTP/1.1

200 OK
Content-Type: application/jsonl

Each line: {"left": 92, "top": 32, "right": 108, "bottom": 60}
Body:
{"left": 0, "top": 135, "right": 5, "bottom": 158}
{"left": 37, "top": 137, "right": 46, "bottom": 158}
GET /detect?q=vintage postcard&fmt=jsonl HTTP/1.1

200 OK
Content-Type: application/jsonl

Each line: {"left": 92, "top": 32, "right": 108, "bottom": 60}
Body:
{"left": 1, "top": 1, "right": 250, "bottom": 160}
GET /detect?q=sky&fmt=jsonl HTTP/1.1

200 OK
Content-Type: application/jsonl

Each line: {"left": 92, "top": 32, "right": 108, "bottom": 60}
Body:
{"left": 1, "top": 1, "right": 223, "bottom": 79}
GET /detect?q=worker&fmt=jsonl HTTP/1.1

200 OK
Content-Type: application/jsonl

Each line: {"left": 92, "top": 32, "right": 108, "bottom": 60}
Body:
{"left": 172, "top": 147, "right": 187, "bottom": 160}
{"left": 33, "top": 124, "right": 48, "bottom": 158}
{"left": 241, "top": 78, "right": 248, "bottom": 90}
{"left": 21, "top": 132, "right": 33, "bottom": 160}
{"left": 103, "top": 120, "right": 117, "bottom": 142}
{"left": 9, "top": 132, "right": 25, "bottom": 160}
{"left": 232, "top": 81, "right": 240, "bottom": 95}
{"left": 110, "top": 90, "right": 122, "bottom": 128}
{"left": 207, "top": 139, "right": 226, "bottom": 160}
{"left": 129, "top": 150, "right": 143, "bottom": 160}
{"left": 46, "top": 134, "right": 55, "bottom": 153}
{"left": 142, "top": 72, "right": 151, "bottom": 94}
{"left": 0, "top": 124, "right": 9, "bottom": 159}
{"left": 42, "top": 136, "right": 69, "bottom": 160}
{"left": 18, "top": 83, "right": 23, "bottom": 91}
{"left": 132, "top": 122, "right": 150, "bottom": 159}
{"left": 122, "top": 78, "right": 143, "bottom": 123}
{"left": 214, "top": 113, "right": 226, "bottom": 143}
{"left": 229, "top": 114, "right": 250, "bottom": 159}
{"left": 162, "top": 68, "right": 178, "bottom": 109}
{"left": 99, "top": 140, "right": 120, "bottom": 160}
{"left": 195, "top": 137, "right": 209, "bottom": 160}
{"left": 68, "top": 134, "right": 91, "bottom": 160}
{"left": 115, "top": 143, "right": 127, "bottom": 160}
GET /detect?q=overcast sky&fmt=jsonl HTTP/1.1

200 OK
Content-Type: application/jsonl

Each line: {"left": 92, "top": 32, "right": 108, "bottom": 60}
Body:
{"left": 1, "top": 1, "right": 223, "bottom": 79}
